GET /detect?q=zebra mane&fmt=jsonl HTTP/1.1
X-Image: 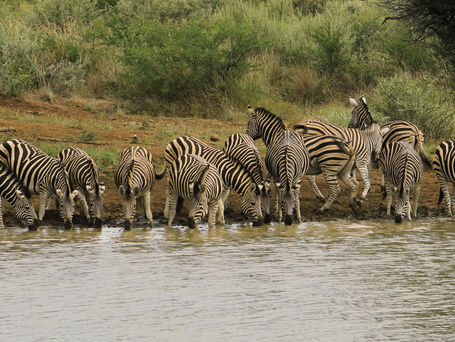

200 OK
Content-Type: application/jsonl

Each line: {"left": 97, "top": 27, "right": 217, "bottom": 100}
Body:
{"left": 126, "top": 159, "right": 135, "bottom": 195}
{"left": 400, "top": 152, "right": 410, "bottom": 196}
{"left": 56, "top": 158, "right": 72, "bottom": 195}
{"left": 254, "top": 107, "right": 285, "bottom": 130}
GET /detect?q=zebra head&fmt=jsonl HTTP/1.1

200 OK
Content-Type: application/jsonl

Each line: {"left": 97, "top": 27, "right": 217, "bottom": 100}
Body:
{"left": 118, "top": 185, "right": 138, "bottom": 229}
{"left": 276, "top": 181, "right": 298, "bottom": 225}
{"left": 187, "top": 164, "right": 210, "bottom": 229}
{"left": 246, "top": 105, "right": 262, "bottom": 141}
{"left": 241, "top": 182, "right": 263, "bottom": 226}
{"left": 55, "top": 188, "right": 78, "bottom": 229}
{"left": 14, "top": 189, "right": 39, "bottom": 230}
{"left": 363, "top": 123, "right": 390, "bottom": 163}
{"left": 86, "top": 182, "right": 105, "bottom": 228}
{"left": 348, "top": 96, "right": 372, "bottom": 129}
{"left": 395, "top": 188, "right": 410, "bottom": 223}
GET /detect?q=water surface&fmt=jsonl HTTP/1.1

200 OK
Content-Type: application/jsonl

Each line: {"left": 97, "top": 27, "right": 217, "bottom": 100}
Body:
{"left": 1, "top": 219, "right": 455, "bottom": 342}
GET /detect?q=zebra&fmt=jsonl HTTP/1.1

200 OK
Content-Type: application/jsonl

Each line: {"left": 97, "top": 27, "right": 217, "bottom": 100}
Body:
{"left": 223, "top": 133, "right": 271, "bottom": 222}
{"left": 432, "top": 140, "right": 455, "bottom": 216}
{"left": 114, "top": 146, "right": 163, "bottom": 229}
{"left": 162, "top": 135, "right": 263, "bottom": 226}
{"left": 58, "top": 147, "right": 105, "bottom": 228}
{"left": 379, "top": 141, "right": 423, "bottom": 223}
{"left": 247, "top": 106, "right": 358, "bottom": 214}
{"left": 265, "top": 130, "right": 310, "bottom": 224}
{"left": 0, "top": 163, "right": 38, "bottom": 230}
{"left": 167, "top": 154, "right": 224, "bottom": 229}
{"left": 293, "top": 118, "right": 389, "bottom": 204}
{"left": 0, "top": 139, "right": 78, "bottom": 229}
{"left": 348, "top": 96, "right": 432, "bottom": 190}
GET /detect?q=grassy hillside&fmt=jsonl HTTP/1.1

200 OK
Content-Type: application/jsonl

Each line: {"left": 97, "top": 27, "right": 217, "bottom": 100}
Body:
{"left": 0, "top": 0, "right": 454, "bottom": 139}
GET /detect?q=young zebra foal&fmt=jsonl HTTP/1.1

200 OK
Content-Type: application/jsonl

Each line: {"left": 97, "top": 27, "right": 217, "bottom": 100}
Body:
{"left": 167, "top": 154, "right": 224, "bottom": 229}
{"left": 0, "top": 163, "right": 38, "bottom": 230}
{"left": 58, "top": 147, "right": 105, "bottom": 228}
{"left": 379, "top": 141, "right": 423, "bottom": 223}
{"left": 115, "top": 146, "right": 163, "bottom": 229}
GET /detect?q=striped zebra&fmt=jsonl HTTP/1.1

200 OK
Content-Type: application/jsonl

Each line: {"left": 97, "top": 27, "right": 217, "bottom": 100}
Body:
{"left": 433, "top": 140, "right": 455, "bottom": 216}
{"left": 167, "top": 154, "right": 224, "bottom": 229}
{"left": 265, "top": 130, "right": 310, "bottom": 224}
{"left": 162, "top": 135, "right": 263, "bottom": 226}
{"left": 0, "top": 139, "right": 78, "bottom": 228}
{"left": 379, "top": 141, "right": 423, "bottom": 223}
{"left": 348, "top": 96, "right": 432, "bottom": 190}
{"left": 223, "top": 133, "right": 271, "bottom": 222}
{"left": 58, "top": 147, "right": 105, "bottom": 228}
{"left": 0, "top": 163, "right": 38, "bottom": 230}
{"left": 246, "top": 106, "right": 357, "bottom": 215}
{"left": 115, "top": 146, "right": 163, "bottom": 229}
{"left": 294, "top": 118, "right": 389, "bottom": 204}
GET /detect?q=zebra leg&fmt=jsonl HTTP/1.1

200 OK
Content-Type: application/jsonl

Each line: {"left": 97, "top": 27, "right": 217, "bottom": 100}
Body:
{"left": 379, "top": 168, "right": 386, "bottom": 193}
{"left": 38, "top": 191, "right": 49, "bottom": 221}
{"left": 143, "top": 191, "right": 154, "bottom": 228}
{"left": 77, "top": 191, "right": 90, "bottom": 221}
{"left": 216, "top": 199, "right": 225, "bottom": 225}
{"left": 436, "top": 174, "right": 451, "bottom": 216}
{"left": 319, "top": 169, "right": 341, "bottom": 212}
{"left": 337, "top": 159, "right": 359, "bottom": 211}
{"left": 221, "top": 187, "right": 230, "bottom": 208}
{"left": 207, "top": 201, "right": 219, "bottom": 229}
{"left": 412, "top": 184, "right": 421, "bottom": 219}
{"left": 167, "top": 192, "right": 178, "bottom": 228}
{"left": 306, "top": 175, "right": 325, "bottom": 202}
{"left": 294, "top": 184, "right": 302, "bottom": 223}
{"left": 275, "top": 187, "right": 282, "bottom": 222}
{"left": 357, "top": 161, "right": 371, "bottom": 203}
{"left": 0, "top": 198, "right": 4, "bottom": 228}
{"left": 163, "top": 178, "right": 170, "bottom": 218}
{"left": 450, "top": 182, "right": 455, "bottom": 217}
{"left": 385, "top": 182, "right": 394, "bottom": 216}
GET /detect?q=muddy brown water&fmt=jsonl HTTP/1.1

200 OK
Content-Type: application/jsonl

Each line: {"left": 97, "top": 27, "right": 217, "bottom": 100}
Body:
{"left": 1, "top": 219, "right": 455, "bottom": 342}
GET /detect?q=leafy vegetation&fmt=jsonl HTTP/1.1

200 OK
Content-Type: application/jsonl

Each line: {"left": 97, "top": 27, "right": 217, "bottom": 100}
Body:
{"left": 0, "top": 0, "right": 453, "bottom": 139}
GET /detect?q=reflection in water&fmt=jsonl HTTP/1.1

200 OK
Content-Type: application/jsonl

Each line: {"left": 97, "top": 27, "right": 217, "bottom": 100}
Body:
{"left": 1, "top": 219, "right": 455, "bottom": 341}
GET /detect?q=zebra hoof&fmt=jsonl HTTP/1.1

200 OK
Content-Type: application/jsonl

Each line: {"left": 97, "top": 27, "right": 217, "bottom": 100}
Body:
{"left": 316, "top": 196, "right": 325, "bottom": 203}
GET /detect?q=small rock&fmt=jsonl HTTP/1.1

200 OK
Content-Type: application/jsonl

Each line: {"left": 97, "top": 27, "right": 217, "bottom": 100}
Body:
{"left": 210, "top": 134, "right": 219, "bottom": 142}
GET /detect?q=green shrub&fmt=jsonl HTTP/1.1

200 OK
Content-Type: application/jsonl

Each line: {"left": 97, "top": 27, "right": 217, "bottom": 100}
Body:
{"left": 374, "top": 72, "right": 454, "bottom": 140}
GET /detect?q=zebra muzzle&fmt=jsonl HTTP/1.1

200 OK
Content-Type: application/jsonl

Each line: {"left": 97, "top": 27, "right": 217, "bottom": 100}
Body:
{"left": 187, "top": 217, "right": 196, "bottom": 229}
{"left": 395, "top": 214, "right": 403, "bottom": 224}
{"left": 284, "top": 214, "right": 293, "bottom": 225}
{"left": 64, "top": 219, "right": 72, "bottom": 229}
{"left": 263, "top": 213, "right": 272, "bottom": 224}
{"left": 94, "top": 217, "right": 102, "bottom": 229}
{"left": 28, "top": 219, "right": 40, "bottom": 231}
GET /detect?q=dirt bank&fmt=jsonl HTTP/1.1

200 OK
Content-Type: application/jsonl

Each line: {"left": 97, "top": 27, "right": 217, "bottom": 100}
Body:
{"left": 0, "top": 97, "right": 444, "bottom": 228}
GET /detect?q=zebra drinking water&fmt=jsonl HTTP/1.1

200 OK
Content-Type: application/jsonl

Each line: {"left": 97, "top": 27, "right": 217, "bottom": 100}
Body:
{"left": 162, "top": 136, "right": 263, "bottom": 226}
{"left": 167, "top": 154, "right": 224, "bottom": 229}
{"left": 0, "top": 163, "right": 38, "bottom": 230}
{"left": 379, "top": 141, "right": 423, "bottom": 223}
{"left": 114, "top": 146, "right": 163, "bottom": 229}
{"left": 0, "top": 139, "right": 78, "bottom": 228}
{"left": 58, "top": 147, "right": 105, "bottom": 228}
{"left": 223, "top": 133, "right": 271, "bottom": 222}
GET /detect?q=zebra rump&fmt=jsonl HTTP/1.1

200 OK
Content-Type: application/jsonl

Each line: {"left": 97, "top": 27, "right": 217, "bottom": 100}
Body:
{"left": 433, "top": 140, "right": 455, "bottom": 216}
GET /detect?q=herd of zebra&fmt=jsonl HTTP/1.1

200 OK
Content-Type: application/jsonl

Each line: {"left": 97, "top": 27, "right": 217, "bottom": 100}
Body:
{"left": 1, "top": 96, "right": 455, "bottom": 230}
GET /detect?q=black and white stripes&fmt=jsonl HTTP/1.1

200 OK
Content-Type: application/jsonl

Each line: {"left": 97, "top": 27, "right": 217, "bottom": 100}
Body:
{"left": 433, "top": 140, "right": 455, "bottom": 216}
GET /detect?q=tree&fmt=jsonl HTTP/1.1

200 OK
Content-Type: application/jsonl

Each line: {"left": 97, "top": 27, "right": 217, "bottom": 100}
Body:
{"left": 380, "top": 1, "right": 455, "bottom": 66}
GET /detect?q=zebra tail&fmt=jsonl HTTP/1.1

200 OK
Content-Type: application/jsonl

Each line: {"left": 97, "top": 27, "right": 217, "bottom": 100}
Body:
{"left": 335, "top": 140, "right": 355, "bottom": 156}
{"left": 415, "top": 133, "right": 432, "bottom": 170}
{"left": 155, "top": 165, "right": 166, "bottom": 180}
{"left": 438, "top": 187, "right": 444, "bottom": 205}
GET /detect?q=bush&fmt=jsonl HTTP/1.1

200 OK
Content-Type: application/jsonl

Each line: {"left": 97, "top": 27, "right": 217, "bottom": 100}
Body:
{"left": 374, "top": 72, "right": 454, "bottom": 140}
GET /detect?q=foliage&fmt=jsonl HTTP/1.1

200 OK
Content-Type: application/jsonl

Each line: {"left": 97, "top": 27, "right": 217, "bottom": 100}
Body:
{"left": 374, "top": 72, "right": 454, "bottom": 140}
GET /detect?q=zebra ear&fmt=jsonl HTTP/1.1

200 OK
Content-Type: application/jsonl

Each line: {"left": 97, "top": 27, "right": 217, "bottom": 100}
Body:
{"left": 349, "top": 97, "right": 358, "bottom": 107}
{"left": 99, "top": 183, "right": 106, "bottom": 194}
{"left": 248, "top": 182, "right": 256, "bottom": 193}
{"left": 56, "top": 189, "right": 64, "bottom": 197}
{"left": 118, "top": 185, "right": 126, "bottom": 196}
{"left": 248, "top": 105, "right": 255, "bottom": 115}
{"left": 361, "top": 96, "right": 367, "bottom": 104}
{"left": 86, "top": 185, "right": 94, "bottom": 193}
{"left": 189, "top": 181, "right": 195, "bottom": 193}
{"left": 70, "top": 190, "right": 78, "bottom": 199}
{"left": 15, "top": 189, "right": 25, "bottom": 199}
